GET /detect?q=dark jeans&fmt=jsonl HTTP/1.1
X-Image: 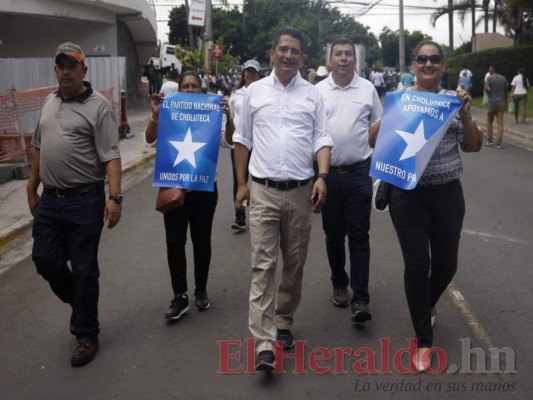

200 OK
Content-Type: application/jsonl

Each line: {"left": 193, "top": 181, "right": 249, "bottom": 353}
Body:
{"left": 389, "top": 180, "right": 465, "bottom": 348}
{"left": 321, "top": 165, "right": 372, "bottom": 303}
{"left": 163, "top": 185, "right": 218, "bottom": 295}
{"left": 32, "top": 186, "right": 105, "bottom": 342}
{"left": 230, "top": 148, "right": 250, "bottom": 219}
{"left": 148, "top": 78, "right": 158, "bottom": 95}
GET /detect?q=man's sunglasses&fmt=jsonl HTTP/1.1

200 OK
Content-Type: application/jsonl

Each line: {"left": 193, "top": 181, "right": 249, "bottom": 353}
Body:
{"left": 415, "top": 55, "right": 443, "bottom": 65}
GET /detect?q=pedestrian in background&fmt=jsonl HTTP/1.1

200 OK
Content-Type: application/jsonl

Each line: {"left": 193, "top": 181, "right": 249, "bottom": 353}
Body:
{"left": 458, "top": 71, "right": 472, "bottom": 92}
{"left": 145, "top": 59, "right": 158, "bottom": 96}
{"left": 511, "top": 67, "right": 529, "bottom": 124}
{"left": 233, "top": 26, "right": 332, "bottom": 372}
{"left": 371, "top": 68, "right": 385, "bottom": 98}
{"left": 399, "top": 67, "right": 415, "bottom": 89}
{"left": 27, "top": 42, "right": 122, "bottom": 367}
{"left": 159, "top": 69, "right": 180, "bottom": 96}
{"left": 316, "top": 38, "right": 382, "bottom": 324}
{"left": 226, "top": 59, "right": 261, "bottom": 231}
{"left": 459, "top": 66, "right": 473, "bottom": 80}
{"left": 484, "top": 64, "right": 509, "bottom": 148}
{"left": 144, "top": 71, "right": 234, "bottom": 320}
{"left": 369, "top": 40, "right": 482, "bottom": 373}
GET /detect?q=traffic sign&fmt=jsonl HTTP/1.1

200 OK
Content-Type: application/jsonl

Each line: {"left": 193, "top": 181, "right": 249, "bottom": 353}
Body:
{"left": 212, "top": 44, "right": 223, "bottom": 60}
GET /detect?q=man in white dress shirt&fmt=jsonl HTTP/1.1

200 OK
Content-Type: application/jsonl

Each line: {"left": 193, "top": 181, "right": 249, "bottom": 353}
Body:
{"left": 233, "top": 27, "right": 333, "bottom": 372}
{"left": 316, "top": 38, "right": 382, "bottom": 326}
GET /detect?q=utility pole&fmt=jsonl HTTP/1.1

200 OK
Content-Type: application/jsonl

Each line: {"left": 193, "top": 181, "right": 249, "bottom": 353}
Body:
{"left": 399, "top": 0, "right": 405, "bottom": 74}
{"left": 204, "top": 0, "right": 212, "bottom": 73}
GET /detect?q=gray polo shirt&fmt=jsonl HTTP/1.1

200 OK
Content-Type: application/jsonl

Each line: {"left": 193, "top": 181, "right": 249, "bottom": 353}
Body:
{"left": 486, "top": 73, "right": 509, "bottom": 108}
{"left": 32, "top": 82, "right": 120, "bottom": 189}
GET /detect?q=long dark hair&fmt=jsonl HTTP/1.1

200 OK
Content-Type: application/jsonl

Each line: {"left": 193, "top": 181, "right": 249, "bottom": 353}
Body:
{"left": 518, "top": 67, "right": 527, "bottom": 88}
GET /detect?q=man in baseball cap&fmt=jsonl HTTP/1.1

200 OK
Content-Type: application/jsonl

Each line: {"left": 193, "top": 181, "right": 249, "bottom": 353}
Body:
{"left": 55, "top": 41, "right": 86, "bottom": 64}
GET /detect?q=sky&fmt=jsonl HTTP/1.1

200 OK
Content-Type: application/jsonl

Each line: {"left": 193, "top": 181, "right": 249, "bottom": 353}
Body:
{"left": 152, "top": 0, "right": 505, "bottom": 48}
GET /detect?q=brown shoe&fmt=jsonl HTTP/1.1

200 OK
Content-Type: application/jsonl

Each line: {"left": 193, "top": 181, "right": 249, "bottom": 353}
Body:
{"left": 71, "top": 341, "right": 99, "bottom": 367}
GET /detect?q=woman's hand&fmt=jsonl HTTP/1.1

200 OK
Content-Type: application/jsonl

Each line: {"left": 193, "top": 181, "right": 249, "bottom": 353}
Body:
{"left": 456, "top": 87, "right": 472, "bottom": 120}
{"left": 150, "top": 92, "right": 164, "bottom": 115}
{"left": 220, "top": 98, "right": 231, "bottom": 119}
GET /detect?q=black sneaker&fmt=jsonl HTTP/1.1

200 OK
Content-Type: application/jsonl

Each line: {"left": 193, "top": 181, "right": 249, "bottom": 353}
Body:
{"left": 165, "top": 293, "right": 189, "bottom": 320}
{"left": 351, "top": 301, "right": 372, "bottom": 323}
{"left": 231, "top": 216, "right": 246, "bottom": 230}
{"left": 195, "top": 290, "right": 211, "bottom": 311}
{"left": 332, "top": 287, "right": 350, "bottom": 307}
{"left": 255, "top": 350, "right": 275, "bottom": 372}
{"left": 276, "top": 329, "right": 295, "bottom": 350}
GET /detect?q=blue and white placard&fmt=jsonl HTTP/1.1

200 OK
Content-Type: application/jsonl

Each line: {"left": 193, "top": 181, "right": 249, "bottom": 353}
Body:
{"left": 370, "top": 91, "right": 462, "bottom": 190}
{"left": 153, "top": 92, "right": 223, "bottom": 191}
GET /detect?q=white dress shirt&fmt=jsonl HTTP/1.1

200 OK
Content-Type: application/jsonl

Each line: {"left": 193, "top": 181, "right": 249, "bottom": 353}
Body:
{"left": 233, "top": 71, "right": 332, "bottom": 181}
{"left": 316, "top": 73, "right": 382, "bottom": 166}
{"left": 227, "top": 86, "right": 247, "bottom": 149}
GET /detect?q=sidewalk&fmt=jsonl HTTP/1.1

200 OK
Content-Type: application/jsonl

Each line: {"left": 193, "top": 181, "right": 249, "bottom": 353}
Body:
{"left": 0, "top": 104, "right": 531, "bottom": 253}
{"left": 0, "top": 97, "right": 154, "bottom": 252}
{"left": 470, "top": 106, "right": 532, "bottom": 149}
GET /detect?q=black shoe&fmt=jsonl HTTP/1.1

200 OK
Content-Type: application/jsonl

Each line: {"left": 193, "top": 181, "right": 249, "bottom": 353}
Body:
{"left": 276, "top": 329, "right": 295, "bottom": 350}
{"left": 71, "top": 340, "right": 99, "bottom": 367}
{"left": 195, "top": 290, "right": 211, "bottom": 311}
{"left": 332, "top": 287, "right": 350, "bottom": 307}
{"left": 165, "top": 293, "right": 189, "bottom": 320}
{"left": 351, "top": 301, "right": 372, "bottom": 323}
{"left": 255, "top": 350, "right": 275, "bottom": 372}
{"left": 231, "top": 216, "right": 246, "bottom": 230}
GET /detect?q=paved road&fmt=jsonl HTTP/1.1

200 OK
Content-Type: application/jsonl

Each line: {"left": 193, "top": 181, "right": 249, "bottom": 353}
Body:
{"left": 0, "top": 142, "right": 531, "bottom": 399}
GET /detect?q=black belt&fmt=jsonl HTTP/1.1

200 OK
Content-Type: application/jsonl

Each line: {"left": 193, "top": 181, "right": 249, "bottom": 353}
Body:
{"left": 43, "top": 182, "right": 103, "bottom": 197}
{"left": 330, "top": 158, "right": 371, "bottom": 174}
{"left": 252, "top": 176, "right": 311, "bottom": 191}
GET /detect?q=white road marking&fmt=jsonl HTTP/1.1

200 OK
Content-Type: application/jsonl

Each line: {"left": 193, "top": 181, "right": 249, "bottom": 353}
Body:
{"left": 447, "top": 282, "right": 496, "bottom": 350}
{"left": 462, "top": 229, "right": 527, "bottom": 245}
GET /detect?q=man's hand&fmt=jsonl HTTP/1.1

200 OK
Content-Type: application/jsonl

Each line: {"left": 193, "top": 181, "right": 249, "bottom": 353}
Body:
{"left": 235, "top": 185, "right": 250, "bottom": 211}
{"left": 104, "top": 200, "right": 122, "bottom": 229}
{"left": 311, "top": 179, "right": 327, "bottom": 211}
{"left": 27, "top": 192, "right": 40, "bottom": 216}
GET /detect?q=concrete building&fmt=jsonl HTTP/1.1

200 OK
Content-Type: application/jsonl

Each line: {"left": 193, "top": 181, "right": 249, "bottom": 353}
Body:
{"left": 0, "top": 0, "right": 158, "bottom": 98}
{"left": 473, "top": 33, "right": 514, "bottom": 52}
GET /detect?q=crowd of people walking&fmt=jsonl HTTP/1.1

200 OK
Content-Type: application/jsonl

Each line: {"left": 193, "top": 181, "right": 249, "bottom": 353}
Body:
{"left": 27, "top": 27, "right": 528, "bottom": 376}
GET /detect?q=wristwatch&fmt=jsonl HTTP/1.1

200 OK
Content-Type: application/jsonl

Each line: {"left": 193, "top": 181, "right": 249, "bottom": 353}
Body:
{"left": 109, "top": 194, "right": 123, "bottom": 204}
{"left": 317, "top": 173, "right": 328, "bottom": 181}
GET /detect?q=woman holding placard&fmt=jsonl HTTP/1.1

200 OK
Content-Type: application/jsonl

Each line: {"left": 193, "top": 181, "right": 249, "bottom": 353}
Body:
{"left": 369, "top": 40, "right": 482, "bottom": 372}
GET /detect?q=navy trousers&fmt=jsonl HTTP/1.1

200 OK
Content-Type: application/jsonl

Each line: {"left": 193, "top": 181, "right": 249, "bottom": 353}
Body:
{"left": 32, "top": 186, "right": 105, "bottom": 342}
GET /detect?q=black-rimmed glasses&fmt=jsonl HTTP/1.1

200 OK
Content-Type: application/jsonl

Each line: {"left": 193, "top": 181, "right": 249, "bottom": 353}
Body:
{"left": 415, "top": 55, "right": 443, "bottom": 65}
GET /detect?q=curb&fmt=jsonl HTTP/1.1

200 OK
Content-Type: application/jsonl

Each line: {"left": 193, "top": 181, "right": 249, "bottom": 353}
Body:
{"left": 0, "top": 152, "right": 156, "bottom": 252}
{"left": 475, "top": 121, "right": 532, "bottom": 150}
{"left": 0, "top": 220, "right": 33, "bottom": 253}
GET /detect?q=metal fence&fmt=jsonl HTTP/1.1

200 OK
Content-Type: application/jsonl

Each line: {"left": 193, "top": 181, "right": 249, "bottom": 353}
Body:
{"left": 0, "top": 57, "right": 125, "bottom": 163}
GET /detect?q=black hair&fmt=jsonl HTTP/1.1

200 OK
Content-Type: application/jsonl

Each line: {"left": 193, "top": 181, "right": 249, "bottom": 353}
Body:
{"left": 179, "top": 70, "right": 201, "bottom": 88}
{"left": 329, "top": 38, "right": 356, "bottom": 58}
{"left": 272, "top": 26, "right": 306, "bottom": 53}
{"left": 518, "top": 67, "right": 527, "bottom": 88}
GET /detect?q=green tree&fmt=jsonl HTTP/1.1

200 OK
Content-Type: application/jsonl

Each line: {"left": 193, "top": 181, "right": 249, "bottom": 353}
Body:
{"left": 167, "top": 0, "right": 380, "bottom": 68}
{"left": 168, "top": 5, "right": 202, "bottom": 49}
{"left": 379, "top": 28, "right": 431, "bottom": 69}
{"left": 212, "top": 7, "right": 246, "bottom": 57}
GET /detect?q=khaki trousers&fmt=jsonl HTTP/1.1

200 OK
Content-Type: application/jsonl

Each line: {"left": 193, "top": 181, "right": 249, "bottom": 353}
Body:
{"left": 248, "top": 180, "right": 313, "bottom": 353}
{"left": 486, "top": 106, "right": 505, "bottom": 145}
